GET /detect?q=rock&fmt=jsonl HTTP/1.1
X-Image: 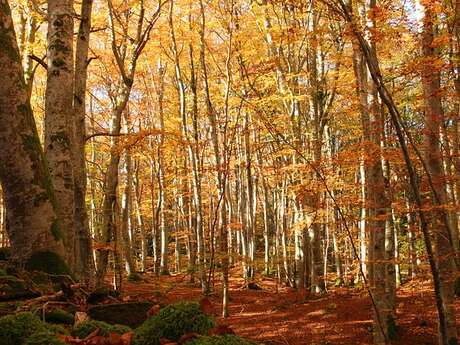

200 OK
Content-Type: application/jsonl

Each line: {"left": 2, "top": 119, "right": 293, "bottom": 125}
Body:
{"left": 45, "top": 308, "right": 75, "bottom": 325}
{"left": 86, "top": 287, "right": 120, "bottom": 304}
{"left": 74, "top": 311, "right": 90, "bottom": 327}
{"left": 247, "top": 282, "right": 262, "bottom": 290}
{"left": 88, "top": 302, "right": 153, "bottom": 328}
{"left": 25, "top": 251, "right": 71, "bottom": 277}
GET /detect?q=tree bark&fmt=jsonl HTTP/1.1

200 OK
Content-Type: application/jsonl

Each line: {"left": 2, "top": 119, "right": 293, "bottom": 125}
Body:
{"left": 45, "top": 0, "right": 76, "bottom": 270}
{"left": 73, "top": 0, "right": 95, "bottom": 284}
{"left": 0, "top": 0, "right": 65, "bottom": 264}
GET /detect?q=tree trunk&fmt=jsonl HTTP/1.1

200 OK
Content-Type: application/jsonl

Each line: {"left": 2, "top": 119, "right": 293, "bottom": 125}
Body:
{"left": 421, "top": 3, "right": 458, "bottom": 343}
{"left": 45, "top": 0, "right": 76, "bottom": 270}
{"left": 73, "top": 0, "right": 95, "bottom": 284}
{"left": 0, "top": 0, "right": 65, "bottom": 264}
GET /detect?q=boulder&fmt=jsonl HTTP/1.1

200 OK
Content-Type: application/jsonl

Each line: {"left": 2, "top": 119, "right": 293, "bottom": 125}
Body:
{"left": 88, "top": 302, "right": 153, "bottom": 328}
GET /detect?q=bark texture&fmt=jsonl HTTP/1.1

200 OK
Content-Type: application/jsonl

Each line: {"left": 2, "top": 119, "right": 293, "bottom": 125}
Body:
{"left": 0, "top": 0, "right": 65, "bottom": 264}
{"left": 45, "top": 0, "right": 76, "bottom": 268}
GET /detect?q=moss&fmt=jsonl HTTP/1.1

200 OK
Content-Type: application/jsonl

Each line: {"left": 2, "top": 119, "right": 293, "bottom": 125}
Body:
{"left": 0, "top": 302, "right": 16, "bottom": 317}
{"left": 18, "top": 103, "right": 61, "bottom": 241}
{"left": 449, "top": 337, "right": 458, "bottom": 345}
{"left": 88, "top": 302, "right": 153, "bottom": 329}
{"left": 334, "top": 277, "right": 344, "bottom": 287}
{"left": 71, "top": 320, "right": 131, "bottom": 339}
{"left": 1, "top": 0, "right": 11, "bottom": 16}
{"left": 128, "top": 272, "right": 142, "bottom": 282}
{"left": 86, "top": 286, "right": 120, "bottom": 304}
{"left": 50, "top": 131, "right": 71, "bottom": 149}
{"left": 25, "top": 251, "right": 71, "bottom": 276}
{"left": 0, "top": 24, "right": 20, "bottom": 63}
{"left": 387, "top": 315, "right": 399, "bottom": 341}
{"left": 454, "top": 277, "right": 460, "bottom": 297}
{"left": 52, "top": 59, "right": 66, "bottom": 68}
{"left": 49, "top": 38, "right": 70, "bottom": 54}
{"left": 133, "top": 301, "right": 215, "bottom": 345}
{"left": 0, "top": 312, "right": 51, "bottom": 345}
{"left": 45, "top": 308, "right": 74, "bottom": 325}
{"left": 0, "top": 247, "right": 11, "bottom": 261}
{"left": 29, "top": 271, "right": 51, "bottom": 285}
{"left": 185, "top": 335, "right": 257, "bottom": 345}
{"left": 0, "top": 274, "right": 40, "bottom": 300}
{"left": 23, "top": 331, "right": 66, "bottom": 345}
{"left": 45, "top": 323, "right": 68, "bottom": 335}
{"left": 0, "top": 274, "right": 26, "bottom": 290}
{"left": 50, "top": 218, "right": 63, "bottom": 241}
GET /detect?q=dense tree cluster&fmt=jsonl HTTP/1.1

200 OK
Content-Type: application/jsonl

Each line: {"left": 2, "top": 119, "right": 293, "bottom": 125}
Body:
{"left": 0, "top": 0, "right": 459, "bottom": 344}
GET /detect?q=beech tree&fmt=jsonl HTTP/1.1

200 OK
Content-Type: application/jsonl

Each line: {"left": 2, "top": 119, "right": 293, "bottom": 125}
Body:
{"left": 0, "top": 0, "right": 65, "bottom": 264}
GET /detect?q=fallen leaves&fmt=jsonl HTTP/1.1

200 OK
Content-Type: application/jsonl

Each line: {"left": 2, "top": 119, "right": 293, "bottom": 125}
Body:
{"left": 59, "top": 329, "right": 133, "bottom": 345}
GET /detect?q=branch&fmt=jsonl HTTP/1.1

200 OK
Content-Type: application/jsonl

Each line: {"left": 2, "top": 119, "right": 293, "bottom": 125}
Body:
{"left": 85, "top": 132, "right": 128, "bottom": 142}
{"left": 29, "top": 54, "right": 47, "bottom": 70}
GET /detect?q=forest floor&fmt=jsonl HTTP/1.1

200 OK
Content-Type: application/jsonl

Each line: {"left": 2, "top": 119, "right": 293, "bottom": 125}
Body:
{"left": 121, "top": 270, "right": 460, "bottom": 345}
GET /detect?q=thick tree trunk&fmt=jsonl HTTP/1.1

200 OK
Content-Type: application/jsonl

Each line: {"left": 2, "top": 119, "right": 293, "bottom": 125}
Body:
{"left": 0, "top": 0, "right": 65, "bottom": 264}
{"left": 45, "top": 0, "right": 76, "bottom": 270}
{"left": 421, "top": 3, "right": 458, "bottom": 343}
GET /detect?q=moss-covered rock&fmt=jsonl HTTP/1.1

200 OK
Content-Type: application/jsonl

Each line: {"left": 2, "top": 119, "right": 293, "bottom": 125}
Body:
{"left": 23, "top": 331, "right": 66, "bottom": 345}
{"left": 25, "top": 251, "right": 71, "bottom": 276}
{"left": 133, "top": 301, "right": 215, "bottom": 345}
{"left": 45, "top": 308, "right": 74, "bottom": 325}
{"left": 71, "top": 320, "right": 131, "bottom": 339}
{"left": 0, "top": 275, "right": 40, "bottom": 301}
{"left": 88, "top": 301, "right": 153, "bottom": 328}
{"left": 0, "top": 312, "right": 54, "bottom": 345}
{"left": 185, "top": 335, "right": 257, "bottom": 345}
{"left": 128, "top": 272, "right": 142, "bottom": 282}
{"left": 86, "top": 286, "right": 120, "bottom": 304}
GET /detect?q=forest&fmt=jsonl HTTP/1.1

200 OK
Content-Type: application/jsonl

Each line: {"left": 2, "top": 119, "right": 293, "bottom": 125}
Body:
{"left": 0, "top": 0, "right": 459, "bottom": 344}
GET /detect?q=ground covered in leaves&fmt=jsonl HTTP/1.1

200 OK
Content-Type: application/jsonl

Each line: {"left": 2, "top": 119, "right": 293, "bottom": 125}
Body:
{"left": 122, "top": 272, "right": 460, "bottom": 345}
{"left": 1, "top": 264, "right": 460, "bottom": 345}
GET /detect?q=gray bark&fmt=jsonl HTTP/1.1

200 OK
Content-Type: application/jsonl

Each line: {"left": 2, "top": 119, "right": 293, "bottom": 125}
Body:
{"left": 0, "top": 0, "right": 65, "bottom": 264}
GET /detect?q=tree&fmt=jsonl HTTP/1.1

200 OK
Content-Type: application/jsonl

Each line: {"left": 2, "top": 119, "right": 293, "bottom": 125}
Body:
{"left": 0, "top": 0, "right": 65, "bottom": 265}
{"left": 44, "top": 0, "right": 76, "bottom": 269}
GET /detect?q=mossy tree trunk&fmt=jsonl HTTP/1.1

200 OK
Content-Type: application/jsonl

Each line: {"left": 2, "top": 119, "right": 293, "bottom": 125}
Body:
{"left": 0, "top": 0, "right": 65, "bottom": 264}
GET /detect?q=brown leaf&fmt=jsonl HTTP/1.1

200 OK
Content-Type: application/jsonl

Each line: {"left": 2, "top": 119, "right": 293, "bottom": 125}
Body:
{"left": 108, "top": 333, "right": 123, "bottom": 345}
{"left": 147, "top": 304, "right": 161, "bottom": 317}
{"left": 199, "top": 297, "right": 213, "bottom": 315}
{"left": 208, "top": 324, "right": 234, "bottom": 336}
{"left": 120, "top": 332, "right": 133, "bottom": 345}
